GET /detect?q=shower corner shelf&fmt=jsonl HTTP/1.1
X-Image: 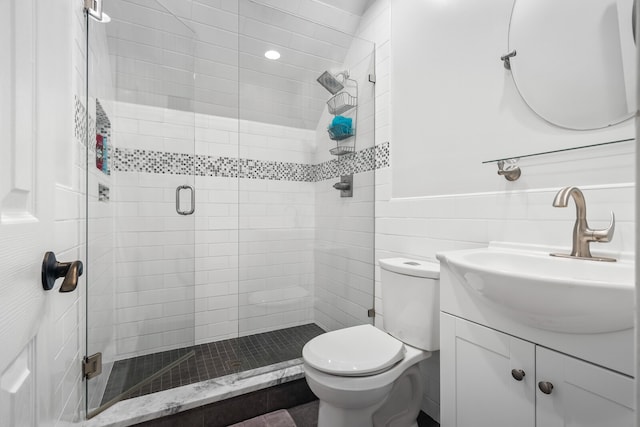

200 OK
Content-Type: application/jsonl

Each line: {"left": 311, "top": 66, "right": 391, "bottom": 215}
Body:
{"left": 324, "top": 82, "right": 358, "bottom": 155}
{"left": 327, "top": 92, "right": 357, "bottom": 115}
{"left": 330, "top": 146, "right": 356, "bottom": 156}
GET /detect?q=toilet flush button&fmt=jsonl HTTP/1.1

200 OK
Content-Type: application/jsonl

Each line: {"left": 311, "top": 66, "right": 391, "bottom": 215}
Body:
{"left": 379, "top": 258, "right": 440, "bottom": 279}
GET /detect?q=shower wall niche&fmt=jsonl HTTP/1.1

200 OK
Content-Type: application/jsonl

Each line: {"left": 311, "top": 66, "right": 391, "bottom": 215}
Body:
{"left": 95, "top": 100, "right": 111, "bottom": 175}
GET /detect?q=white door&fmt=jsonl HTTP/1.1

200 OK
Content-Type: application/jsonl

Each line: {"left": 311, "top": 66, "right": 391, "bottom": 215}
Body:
{"left": 536, "top": 347, "right": 635, "bottom": 427}
{"left": 440, "top": 313, "right": 536, "bottom": 427}
{"left": 0, "top": 1, "right": 78, "bottom": 425}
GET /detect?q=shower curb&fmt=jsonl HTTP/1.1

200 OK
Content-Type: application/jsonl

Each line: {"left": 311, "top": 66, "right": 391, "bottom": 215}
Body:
{"left": 83, "top": 360, "right": 310, "bottom": 427}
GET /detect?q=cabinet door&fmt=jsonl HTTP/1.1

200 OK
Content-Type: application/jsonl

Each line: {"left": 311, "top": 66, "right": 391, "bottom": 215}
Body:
{"left": 441, "top": 313, "right": 535, "bottom": 427}
{"left": 536, "top": 347, "right": 635, "bottom": 427}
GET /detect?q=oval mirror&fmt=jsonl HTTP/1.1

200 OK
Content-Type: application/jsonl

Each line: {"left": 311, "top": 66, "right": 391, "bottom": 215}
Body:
{"left": 508, "top": 0, "right": 636, "bottom": 130}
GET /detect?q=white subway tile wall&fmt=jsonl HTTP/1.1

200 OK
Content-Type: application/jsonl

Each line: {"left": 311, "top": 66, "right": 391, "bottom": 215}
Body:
{"left": 113, "top": 169, "right": 198, "bottom": 359}
{"left": 82, "top": 3, "right": 120, "bottom": 419}
{"left": 314, "top": 171, "right": 376, "bottom": 331}
{"left": 112, "top": 102, "right": 322, "bottom": 357}
{"left": 86, "top": 96, "right": 118, "bottom": 412}
{"left": 311, "top": 4, "right": 379, "bottom": 333}
{"left": 238, "top": 178, "right": 316, "bottom": 337}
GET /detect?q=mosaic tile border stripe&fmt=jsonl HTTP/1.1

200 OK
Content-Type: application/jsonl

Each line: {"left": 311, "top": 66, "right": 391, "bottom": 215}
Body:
{"left": 113, "top": 142, "right": 390, "bottom": 182}
{"left": 75, "top": 97, "right": 390, "bottom": 182}
{"left": 375, "top": 141, "right": 390, "bottom": 169}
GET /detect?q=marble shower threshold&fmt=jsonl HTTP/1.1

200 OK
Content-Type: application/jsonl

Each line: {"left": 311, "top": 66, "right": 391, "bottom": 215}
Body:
{"left": 83, "top": 359, "right": 307, "bottom": 427}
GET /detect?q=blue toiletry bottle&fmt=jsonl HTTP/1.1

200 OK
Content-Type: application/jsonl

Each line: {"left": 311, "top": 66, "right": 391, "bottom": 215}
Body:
{"left": 102, "top": 137, "right": 108, "bottom": 174}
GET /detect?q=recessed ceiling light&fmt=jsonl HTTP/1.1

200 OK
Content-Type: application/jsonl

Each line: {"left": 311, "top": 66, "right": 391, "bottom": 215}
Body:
{"left": 264, "top": 50, "right": 281, "bottom": 60}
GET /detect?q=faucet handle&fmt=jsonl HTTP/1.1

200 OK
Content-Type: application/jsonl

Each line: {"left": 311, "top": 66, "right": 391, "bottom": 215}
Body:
{"left": 589, "top": 211, "right": 615, "bottom": 243}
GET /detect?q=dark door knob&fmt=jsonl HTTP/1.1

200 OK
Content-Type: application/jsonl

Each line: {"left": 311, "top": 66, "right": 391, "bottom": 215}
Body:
{"left": 41, "top": 252, "right": 83, "bottom": 292}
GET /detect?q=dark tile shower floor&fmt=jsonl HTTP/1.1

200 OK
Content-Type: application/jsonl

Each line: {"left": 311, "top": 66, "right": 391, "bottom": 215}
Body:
{"left": 101, "top": 323, "right": 324, "bottom": 405}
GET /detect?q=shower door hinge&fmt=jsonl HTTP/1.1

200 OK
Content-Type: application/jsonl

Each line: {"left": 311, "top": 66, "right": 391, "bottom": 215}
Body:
{"left": 84, "top": 0, "right": 104, "bottom": 20}
{"left": 368, "top": 308, "right": 376, "bottom": 318}
{"left": 83, "top": 353, "right": 103, "bottom": 380}
{"left": 368, "top": 74, "right": 376, "bottom": 83}
{"left": 84, "top": 0, "right": 98, "bottom": 11}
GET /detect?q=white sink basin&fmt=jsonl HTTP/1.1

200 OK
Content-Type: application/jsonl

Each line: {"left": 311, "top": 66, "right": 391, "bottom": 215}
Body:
{"left": 437, "top": 245, "right": 634, "bottom": 334}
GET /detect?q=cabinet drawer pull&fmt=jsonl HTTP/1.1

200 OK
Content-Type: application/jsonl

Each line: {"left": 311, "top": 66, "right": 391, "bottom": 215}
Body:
{"left": 538, "top": 381, "right": 554, "bottom": 394}
{"left": 511, "top": 369, "right": 525, "bottom": 381}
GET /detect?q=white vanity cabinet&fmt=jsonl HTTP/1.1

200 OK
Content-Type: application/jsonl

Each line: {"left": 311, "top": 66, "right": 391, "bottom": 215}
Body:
{"left": 441, "top": 313, "right": 535, "bottom": 427}
{"left": 441, "top": 313, "right": 635, "bottom": 427}
{"left": 536, "top": 346, "right": 634, "bottom": 427}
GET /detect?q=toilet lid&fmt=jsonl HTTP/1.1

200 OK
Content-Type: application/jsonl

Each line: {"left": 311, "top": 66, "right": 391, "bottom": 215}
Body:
{"left": 303, "top": 324, "right": 405, "bottom": 376}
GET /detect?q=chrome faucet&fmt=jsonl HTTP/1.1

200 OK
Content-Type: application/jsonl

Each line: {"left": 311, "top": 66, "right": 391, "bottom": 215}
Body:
{"left": 551, "top": 186, "right": 616, "bottom": 262}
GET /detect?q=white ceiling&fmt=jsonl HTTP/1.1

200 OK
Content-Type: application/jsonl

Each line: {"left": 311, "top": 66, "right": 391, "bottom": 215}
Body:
{"left": 104, "top": 0, "right": 372, "bottom": 129}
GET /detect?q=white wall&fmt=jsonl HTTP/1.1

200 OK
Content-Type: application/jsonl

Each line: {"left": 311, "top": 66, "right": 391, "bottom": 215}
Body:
{"left": 111, "top": 102, "right": 317, "bottom": 357}
{"left": 238, "top": 177, "right": 316, "bottom": 337}
{"left": 390, "top": 0, "right": 635, "bottom": 199}
{"left": 314, "top": 170, "right": 376, "bottom": 331}
{"left": 374, "top": 0, "right": 636, "bottom": 422}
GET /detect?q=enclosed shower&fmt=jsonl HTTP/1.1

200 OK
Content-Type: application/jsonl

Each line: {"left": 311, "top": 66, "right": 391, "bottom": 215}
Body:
{"left": 84, "top": 0, "right": 377, "bottom": 419}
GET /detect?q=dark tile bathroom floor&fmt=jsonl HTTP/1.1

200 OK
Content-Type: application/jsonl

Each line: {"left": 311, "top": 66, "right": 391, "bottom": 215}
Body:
{"left": 102, "top": 323, "right": 325, "bottom": 405}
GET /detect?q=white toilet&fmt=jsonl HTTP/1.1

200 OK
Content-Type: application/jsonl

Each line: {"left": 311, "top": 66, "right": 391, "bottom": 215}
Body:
{"left": 303, "top": 258, "right": 440, "bottom": 427}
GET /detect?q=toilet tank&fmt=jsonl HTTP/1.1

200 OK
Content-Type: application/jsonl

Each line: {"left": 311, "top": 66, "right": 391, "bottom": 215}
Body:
{"left": 379, "top": 258, "right": 440, "bottom": 351}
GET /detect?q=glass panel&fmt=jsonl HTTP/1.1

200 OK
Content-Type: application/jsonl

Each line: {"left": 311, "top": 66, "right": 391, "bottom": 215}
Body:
{"left": 237, "top": 0, "right": 376, "bottom": 373}
{"left": 311, "top": 36, "right": 377, "bottom": 332}
{"left": 191, "top": 0, "right": 241, "bottom": 371}
{"left": 86, "top": 1, "right": 197, "bottom": 417}
{"left": 84, "top": 0, "right": 377, "bottom": 419}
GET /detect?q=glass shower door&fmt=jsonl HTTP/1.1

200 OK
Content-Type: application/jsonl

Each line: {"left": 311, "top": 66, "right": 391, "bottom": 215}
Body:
{"left": 85, "top": 1, "right": 197, "bottom": 417}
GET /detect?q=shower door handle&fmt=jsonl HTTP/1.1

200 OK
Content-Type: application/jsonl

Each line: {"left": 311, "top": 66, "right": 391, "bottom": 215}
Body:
{"left": 176, "top": 185, "right": 195, "bottom": 215}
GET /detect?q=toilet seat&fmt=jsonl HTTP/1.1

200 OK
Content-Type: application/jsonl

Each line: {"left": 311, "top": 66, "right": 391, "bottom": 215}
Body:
{"left": 303, "top": 324, "right": 406, "bottom": 376}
